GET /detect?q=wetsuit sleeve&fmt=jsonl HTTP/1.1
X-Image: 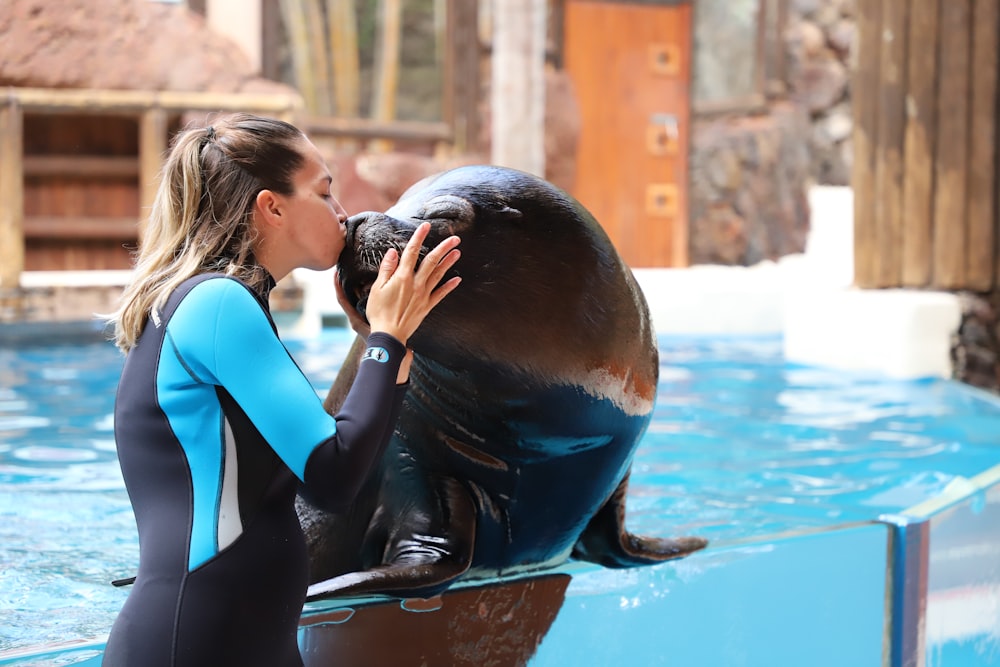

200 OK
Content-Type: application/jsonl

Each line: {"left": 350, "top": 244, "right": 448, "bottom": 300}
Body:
{"left": 165, "top": 278, "right": 405, "bottom": 509}
{"left": 301, "top": 332, "right": 408, "bottom": 510}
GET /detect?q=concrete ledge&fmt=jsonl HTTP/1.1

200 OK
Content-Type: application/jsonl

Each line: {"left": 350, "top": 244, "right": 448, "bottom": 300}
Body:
{"left": 783, "top": 288, "right": 962, "bottom": 379}
{"left": 20, "top": 270, "right": 132, "bottom": 288}
{"left": 633, "top": 264, "right": 787, "bottom": 336}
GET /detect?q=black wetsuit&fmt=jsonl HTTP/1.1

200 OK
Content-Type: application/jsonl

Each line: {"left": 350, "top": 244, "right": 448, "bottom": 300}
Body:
{"left": 103, "top": 274, "right": 406, "bottom": 667}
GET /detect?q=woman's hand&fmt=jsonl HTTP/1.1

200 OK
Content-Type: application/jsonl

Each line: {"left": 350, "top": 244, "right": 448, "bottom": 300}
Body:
{"left": 362, "top": 222, "right": 462, "bottom": 346}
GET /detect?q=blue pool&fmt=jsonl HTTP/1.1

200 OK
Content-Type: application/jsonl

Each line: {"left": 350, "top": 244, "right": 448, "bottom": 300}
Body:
{"left": 1, "top": 328, "right": 999, "bottom": 666}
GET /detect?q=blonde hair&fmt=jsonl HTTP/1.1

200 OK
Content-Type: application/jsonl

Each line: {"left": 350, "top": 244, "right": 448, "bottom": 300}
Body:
{"left": 109, "top": 113, "right": 306, "bottom": 352}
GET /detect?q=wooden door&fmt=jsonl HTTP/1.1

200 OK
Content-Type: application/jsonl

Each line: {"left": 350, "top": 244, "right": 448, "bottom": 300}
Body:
{"left": 563, "top": 0, "right": 692, "bottom": 267}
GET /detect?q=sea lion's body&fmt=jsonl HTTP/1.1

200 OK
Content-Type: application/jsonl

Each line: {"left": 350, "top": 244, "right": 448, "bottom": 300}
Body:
{"left": 300, "top": 165, "right": 706, "bottom": 599}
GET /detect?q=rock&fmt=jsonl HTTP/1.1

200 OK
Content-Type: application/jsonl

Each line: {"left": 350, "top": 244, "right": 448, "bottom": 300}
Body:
{"left": 791, "top": 58, "right": 849, "bottom": 112}
{"left": 827, "top": 19, "right": 857, "bottom": 58}
{"left": 705, "top": 148, "right": 743, "bottom": 192}
{"left": 812, "top": 4, "right": 842, "bottom": 31}
{"left": 819, "top": 103, "right": 853, "bottom": 142}
{"left": 690, "top": 204, "right": 748, "bottom": 265}
{"left": 953, "top": 291, "right": 1000, "bottom": 392}
{"left": 809, "top": 127, "right": 850, "bottom": 186}
{"left": 791, "top": 0, "right": 824, "bottom": 19}
{"left": 690, "top": 103, "right": 812, "bottom": 266}
{"left": 0, "top": 0, "right": 293, "bottom": 95}
{"left": 960, "top": 291, "right": 996, "bottom": 322}
{"left": 831, "top": 0, "right": 857, "bottom": 19}
{"left": 792, "top": 20, "right": 828, "bottom": 59}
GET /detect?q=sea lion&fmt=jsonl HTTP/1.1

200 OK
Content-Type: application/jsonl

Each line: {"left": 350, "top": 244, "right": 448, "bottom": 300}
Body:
{"left": 298, "top": 165, "right": 707, "bottom": 600}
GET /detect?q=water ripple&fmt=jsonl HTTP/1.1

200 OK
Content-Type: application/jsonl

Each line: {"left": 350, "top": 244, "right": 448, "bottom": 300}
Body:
{"left": 3, "top": 333, "right": 1000, "bottom": 652}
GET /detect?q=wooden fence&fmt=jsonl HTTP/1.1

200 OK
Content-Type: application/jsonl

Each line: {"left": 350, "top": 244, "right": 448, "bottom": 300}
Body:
{"left": 853, "top": 0, "right": 999, "bottom": 290}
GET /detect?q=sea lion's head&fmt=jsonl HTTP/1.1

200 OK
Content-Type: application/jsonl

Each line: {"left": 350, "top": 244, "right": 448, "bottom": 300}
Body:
{"left": 336, "top": 165, "right": 646, "bottom": 375}
{"left": 337, "top": 179, "right": 488, "bottom": 321}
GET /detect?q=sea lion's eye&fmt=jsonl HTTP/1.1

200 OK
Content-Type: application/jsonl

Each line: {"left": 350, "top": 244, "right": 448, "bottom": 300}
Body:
{"left": 419, "top": 195, "right": 473, "bottom": 221}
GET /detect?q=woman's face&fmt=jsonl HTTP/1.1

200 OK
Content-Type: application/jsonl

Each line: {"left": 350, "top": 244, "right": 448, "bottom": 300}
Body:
{"left": 279, "top": 137, "right": 349, "bottom": 272}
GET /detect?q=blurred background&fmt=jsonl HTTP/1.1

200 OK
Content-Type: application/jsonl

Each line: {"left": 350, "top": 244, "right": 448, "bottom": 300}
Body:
{"left": 0, "top": 0, "right": 997, "bottom": 390}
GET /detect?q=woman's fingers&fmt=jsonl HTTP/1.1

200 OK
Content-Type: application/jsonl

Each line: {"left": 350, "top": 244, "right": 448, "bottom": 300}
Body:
{"left": 398, "top": 222, "right": 431, "bottom": 273}
{"left": 380, "top": 224, "right": 461, "bottom": 291}
{"left": 426, "top": 274, "right": 462, "bottom": 311}
{"left": 361, "top": 223, "right": 462, "bottom": 343}
{"left": 424, "top": 249, "right": 461, "bottom": 293}
{"left": 414, "top": 235, "right": 461, "bottom": 291}
{"left": 421, "top": 236, "right": 461, "bottom": 271}
{"left": 375, "top": 247, "right": 400, "bottom": 287}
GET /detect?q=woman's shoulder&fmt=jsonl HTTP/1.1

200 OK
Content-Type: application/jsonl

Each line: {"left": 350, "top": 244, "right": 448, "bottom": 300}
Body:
{"left": 183, "top": 273, "right": 255, "bottom": 299}
{"left": 160, "top": 274, "right": 277, "bottom": 373}
{"left": 169, "top": 274, "right": 266, "bottom": 327}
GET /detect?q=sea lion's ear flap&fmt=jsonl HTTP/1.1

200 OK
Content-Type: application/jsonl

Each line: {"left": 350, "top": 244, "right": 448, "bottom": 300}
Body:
{"left": 491, "top": 203, "right": 523, "bottom": 220}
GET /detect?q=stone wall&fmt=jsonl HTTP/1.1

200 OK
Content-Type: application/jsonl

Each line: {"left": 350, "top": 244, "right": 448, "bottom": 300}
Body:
{"left": 686, "top": 0, "right": 856, "bottom": 267}
{"left": 954, "top": 294, "right": 1000, "bottom": 393}
{"left": 785, "top": 0, "right": 856, "bottom": 186}
{"left": 0, "top": 285, "right": 119, "bottom": 327}
{"left": 689, "top": 103, "right": 812, "bottom": 265}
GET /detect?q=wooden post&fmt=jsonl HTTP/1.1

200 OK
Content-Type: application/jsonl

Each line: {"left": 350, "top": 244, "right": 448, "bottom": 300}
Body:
{"left": 305, "top": 0, "right": 333, "bottom": 116}
{"left": 873, "top": 0, "right": 908, "bottom": 286}
{"left": 0, "top": 97, "right": 24, "bottom": 289}
{"left": 327, "top": 0, "right": 361, "bottom": 118}
{"left": 280, "top": 0, "right": 321, "bottom": 112}
{"left": 932, "top": 0, "right": 972, "bottom": 289}
{"left": 139, "top": 107, "right": 168, "bottom": 241}
{"left": 444, "top": 0, "right": 480, "bottom": 155}
{"left": 852, "top": 0, "right": 881, "bottom": 288}
{"left": 856, "top": 0, "right": 1000, "bottom": 291}
{"left": 370, "top": 0, "right": 403, "bottom": 153}
{"left": 900, "top": 0, "right": 939, "bottom": 287}
{"left": 491, "top": 0, "right": 546, "bottom": 177}
{"left": 968, "top": 0, "right": 999, "bottom": 291}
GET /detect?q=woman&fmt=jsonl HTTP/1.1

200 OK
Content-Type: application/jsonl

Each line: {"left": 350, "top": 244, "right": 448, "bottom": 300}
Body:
{"left": 103, "top": 113, "right": 461, "bottom": 666}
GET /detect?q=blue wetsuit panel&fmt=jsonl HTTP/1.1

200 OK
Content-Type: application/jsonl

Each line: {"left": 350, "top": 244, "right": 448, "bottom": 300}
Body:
{"left": 103, "top": 274, "right": 406, "bottom": 667}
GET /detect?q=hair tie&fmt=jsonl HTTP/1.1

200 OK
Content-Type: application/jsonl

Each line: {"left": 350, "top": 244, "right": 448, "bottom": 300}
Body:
{"left": 205, "top": 126, "right": 217, "bottom": 141}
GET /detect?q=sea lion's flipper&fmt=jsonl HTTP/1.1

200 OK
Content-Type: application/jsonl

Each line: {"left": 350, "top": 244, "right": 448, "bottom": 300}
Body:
{"left": 571, "top": 474, "right": 708, "bottom": 567}
{"left": 305, "top": 477, "right": 476, "bottom": 601}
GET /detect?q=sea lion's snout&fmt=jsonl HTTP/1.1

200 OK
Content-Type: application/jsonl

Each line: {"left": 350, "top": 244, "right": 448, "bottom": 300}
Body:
{"left": 337, "top": 212, "right": 422, "bottom": 317}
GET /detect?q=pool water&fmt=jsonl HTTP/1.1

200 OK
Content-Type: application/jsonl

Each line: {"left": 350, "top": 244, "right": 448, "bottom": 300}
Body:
{"left": 635, "top": 337, "right": 1000, "bottom": 543}
{"left": 2, "top": 329, "right": 1000, "bottom": 656}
